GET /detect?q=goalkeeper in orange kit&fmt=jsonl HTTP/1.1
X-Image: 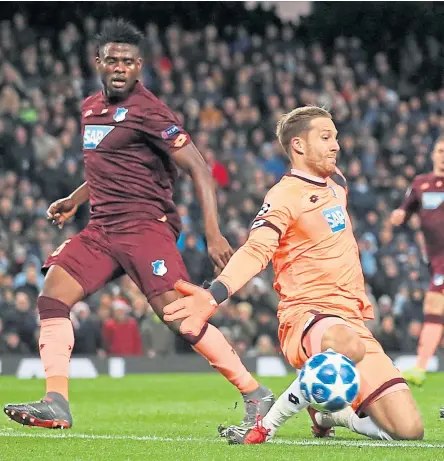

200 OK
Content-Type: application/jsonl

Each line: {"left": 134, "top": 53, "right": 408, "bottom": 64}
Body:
{"left": 163, "top": 106, "right": 423, "bottom": 444}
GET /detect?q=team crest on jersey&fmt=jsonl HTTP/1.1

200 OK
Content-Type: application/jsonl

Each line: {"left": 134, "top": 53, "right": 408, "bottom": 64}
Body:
{"left": 433, "top": 274, "right": 444, "bottom": 287}
{"left": 421, "top": 192, "right": 444, "bottom": 210}
{"left": 113, "top": 107, "right": 128, "bottom": 122}
{"left": 322, "top": 205, "right": 346, "bottom": 233}
{"left": 257, "top": 202, "right": 271, "bottom": 217}
{"left": 152, "top": 259, "right": 168, "bottom": 277}
{"left": 83, "top": 125, "right": 115, "bottom": 149}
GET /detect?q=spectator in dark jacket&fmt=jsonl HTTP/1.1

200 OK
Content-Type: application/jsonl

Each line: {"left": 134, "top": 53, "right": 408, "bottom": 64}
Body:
{"left": 71, "top": 302, "right": 104, "bottom": 356}
{"left": 3, "top": 291, "right": 38, "bottom": 352}
{"left": 374, "top": 316, "right": 402, "bottom": 352}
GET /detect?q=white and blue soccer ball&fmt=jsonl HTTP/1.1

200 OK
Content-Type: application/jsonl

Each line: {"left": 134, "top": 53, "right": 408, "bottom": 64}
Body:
{"left": 299, "top": 351, "right": 360, "bottom": 412}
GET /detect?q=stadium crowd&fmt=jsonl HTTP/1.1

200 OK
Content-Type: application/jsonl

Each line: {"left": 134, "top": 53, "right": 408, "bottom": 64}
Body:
{"left": 0, "top": 11, "right": 443, "bottom": 358}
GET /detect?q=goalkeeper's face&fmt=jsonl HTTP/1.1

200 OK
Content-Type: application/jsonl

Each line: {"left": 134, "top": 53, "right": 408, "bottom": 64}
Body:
{"left": 299, "top": 117, "right": 340, "bottom": 178}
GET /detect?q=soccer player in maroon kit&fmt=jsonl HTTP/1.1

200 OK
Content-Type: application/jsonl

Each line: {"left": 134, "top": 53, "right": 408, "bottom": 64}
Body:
{"left": 391, "top": 137, "right": 444, "bottom": 385}
{"left": 4, "top": 19, "right": 274, "bottom": 429}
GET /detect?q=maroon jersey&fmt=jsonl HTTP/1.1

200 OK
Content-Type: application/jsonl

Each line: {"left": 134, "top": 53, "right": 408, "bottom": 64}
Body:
{"left": 400, "top": 172, "right": 444, "bottom": 263}
{"left": 81, "top": 81, "right": 191, "bottom": 235}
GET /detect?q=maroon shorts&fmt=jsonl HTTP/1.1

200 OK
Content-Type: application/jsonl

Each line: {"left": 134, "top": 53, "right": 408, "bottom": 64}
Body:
{"left": 429, "top": 259, "right": 444, "bottom": 294}
{"left": 42, "top": 220, "right": 189, "bottom": 301}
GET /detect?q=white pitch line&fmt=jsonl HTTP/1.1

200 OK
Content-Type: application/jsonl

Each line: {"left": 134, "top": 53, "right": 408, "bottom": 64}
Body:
{"left": 0, "top": 430, "right": 443, "bottom": 448}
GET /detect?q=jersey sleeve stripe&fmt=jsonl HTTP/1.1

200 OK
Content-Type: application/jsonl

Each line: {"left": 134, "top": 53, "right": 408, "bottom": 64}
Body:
{"left": 250, "top": 219, "right": 282, "bottom": 238}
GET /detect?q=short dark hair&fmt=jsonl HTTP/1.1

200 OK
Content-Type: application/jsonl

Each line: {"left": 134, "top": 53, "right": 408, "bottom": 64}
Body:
{"left": 96, "top": 18, "right": 144, "bottom": 55}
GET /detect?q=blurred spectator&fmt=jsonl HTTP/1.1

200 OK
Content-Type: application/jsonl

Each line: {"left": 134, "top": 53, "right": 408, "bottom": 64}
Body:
{"left": 230, "top": 301, "right": 257, "bottom": 354}
{"left": 1, "top": 331, "right": 30, "bottom": 354}
{"left": 253, "top": 334, "right": 277, "bottom": 356}
{"left": 137, "top": 302, "right": 176, "bottom": 357}
{"left": 374, "top": 316, "right": 402, "bottom": 352}
{"left": 403, "top": 320, "right": 422, "bottom": 353}
{"left": 181, "top": 233, "right": 206, "bottom": 285}
{"left": 13, "top": 263, "right": 43, "bottom": 302}
{"left": 102, "top": 299, "right": 143, "bottom": 356}
{"left": 256, "top": 311, "right": 278, "bottom": 346}
{"left": 358, "top": 232, "right": 378, "bottom": 280}
{"left": 71, "top": 302, "right": 104, "bottom": 356}
{"left": 3, "top": 291, "right": 38, "bottom": 352}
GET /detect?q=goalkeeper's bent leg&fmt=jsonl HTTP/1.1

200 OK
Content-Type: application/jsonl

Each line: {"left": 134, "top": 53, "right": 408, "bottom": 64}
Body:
{"left": 315, "top": 407, "right": 393, "bottom": 440}
{"left": 259, "top": 316, "right": 366, "bottom": 438}
{"left": 260, "top": 374, "right": 309, "bottom": 437}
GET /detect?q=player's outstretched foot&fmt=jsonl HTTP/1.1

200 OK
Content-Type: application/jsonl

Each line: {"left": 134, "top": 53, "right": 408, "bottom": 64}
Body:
{"left": 402, "top": 366, "right": 426, "bottom": 386}
{"left": 219, "top": 384, "right": 274, "bottom": 437}
{"left": 225, "top": 416, "right": 271, "bottom": 445}
{"left": 4, "top": 392, "right": 72, "bottom": 429}
{"left": 307, "top": 406, "right": 335, "bottom": 438}
{"left": 242, "top": 385, "right": 275, "bottom": 426}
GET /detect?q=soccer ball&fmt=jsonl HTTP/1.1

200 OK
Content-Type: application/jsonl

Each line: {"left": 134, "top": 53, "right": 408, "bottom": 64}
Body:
{"left": 299, "top": 351, "right": 360, "bottom": 412}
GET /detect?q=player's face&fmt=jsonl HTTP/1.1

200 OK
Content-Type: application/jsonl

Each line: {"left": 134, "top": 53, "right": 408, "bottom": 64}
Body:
{"left": 432, "top": 140, "right": 444, "bottom": 173}
{"left": 293, "top": 117, "right": 340, "bottom": 177}
{"left": 96, "top": 43, "right": 142, "bottom": 100}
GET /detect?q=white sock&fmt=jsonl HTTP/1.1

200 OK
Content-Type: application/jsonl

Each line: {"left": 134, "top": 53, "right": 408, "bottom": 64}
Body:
{"left": 315, "top": 407, "right": 393, "bottom": 440}
{"left": 348, "top": 413, "right": 393, "bottom": 440}
{"left": 262, "top": 376, "right": 309, "bottom": 437}
{"left": 315, "top": 406, "right": 353, "bottom": 428}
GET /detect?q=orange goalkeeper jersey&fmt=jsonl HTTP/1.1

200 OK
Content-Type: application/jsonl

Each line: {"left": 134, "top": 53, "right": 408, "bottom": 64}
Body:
{"left": 218, "top": 168, "right": 373, "bottom": 322}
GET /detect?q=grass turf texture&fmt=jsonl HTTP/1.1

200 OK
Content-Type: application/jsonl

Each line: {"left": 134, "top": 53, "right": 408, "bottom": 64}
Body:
{"left": 0, "top": 373, "right": 443, "bottom": 461}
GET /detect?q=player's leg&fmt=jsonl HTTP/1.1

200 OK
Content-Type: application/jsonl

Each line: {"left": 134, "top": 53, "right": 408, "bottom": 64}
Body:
{"left": 364, "top": 389, "right": 424, "bottom": 440}
{"left": 38, "top": 265, "right": 84, "bottom": 400}
{"left": 319, "top": 377, "right": 423, "bottom": 440}
{"left": 403, "top": 290, "right": 444, "bottom": 386}
{"left": 150, "top": 291, "right": 274, "bottom": 424}
{"left": 4, "top": 265, "right": 83, "bottom": 429}
{"left": 224, "top": 312, "right": 366, "bottom": 444}
{"left": 314, "top": 332, "right": 423, "bottom": 440}
{"left": 4, "top": 228, "right": 122, "bottom": 429}
{"left": 113, "top": 221, "right": 274, "bottom": 425}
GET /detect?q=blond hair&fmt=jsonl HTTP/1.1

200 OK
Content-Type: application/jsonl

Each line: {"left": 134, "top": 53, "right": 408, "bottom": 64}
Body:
{"left": 276, "top": 106, "right": 332, "bottom": 155}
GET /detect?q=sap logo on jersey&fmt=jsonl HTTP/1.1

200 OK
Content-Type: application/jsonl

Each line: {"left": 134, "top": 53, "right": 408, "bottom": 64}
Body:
{"left": 422, "top": 192, "right": 444, "bottom": 210}
{"left": 322, "top": 205, "right": 346, "bottom": 233}
{"left": 83, "top": 125, "right": 115, "bottom": 149}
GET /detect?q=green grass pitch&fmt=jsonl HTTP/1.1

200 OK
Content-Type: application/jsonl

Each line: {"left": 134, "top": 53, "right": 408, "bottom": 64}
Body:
{"left": 0, "top": 373, "right": 443, "bottom": 461}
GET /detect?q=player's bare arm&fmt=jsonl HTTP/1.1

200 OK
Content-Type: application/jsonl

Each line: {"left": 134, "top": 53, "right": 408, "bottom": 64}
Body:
{"left": 171, "top": 142, "right": 234, "bottom": 270}
{"left": 390, "top": 208, "right": 406, "bottom": 227}
{"left": 163, "top": 225, "right": 279, "bottom": 335}
{"left": 47, "top": 181, "right": 90, "bottom": 229}
{"left": 391, "top": 181, "right": 420, "bottom": 227}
